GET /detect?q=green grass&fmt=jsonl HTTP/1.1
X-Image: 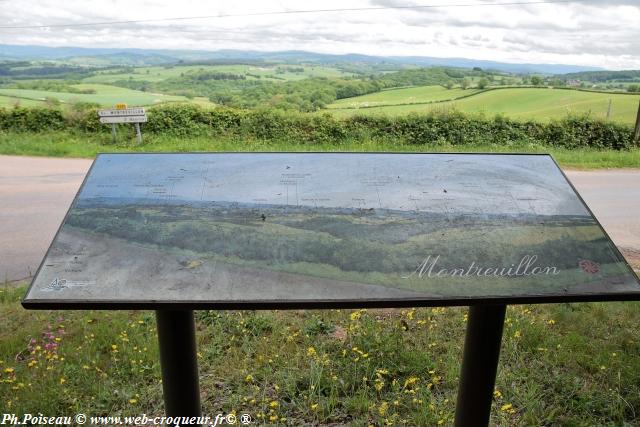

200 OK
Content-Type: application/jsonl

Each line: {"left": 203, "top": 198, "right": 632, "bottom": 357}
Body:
{"left": 0, "top": 95, "right": 46, "bottom": 108}
{"left": 327, "top": 86, "right": 483, "bottom": 109}
{"left": 330, "top": 87, "right": 640, "bottom": 125}
{"left": 2, "top": 283, "right": 640, "bottom": 425}
{"left": 0, "top": 131, "right": 638, "bottom": 169}
{"left": 0, "top": 84, "right": 190, "bottom": 107}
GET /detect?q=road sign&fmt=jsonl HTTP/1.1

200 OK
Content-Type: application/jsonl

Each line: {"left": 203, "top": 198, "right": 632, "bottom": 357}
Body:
{"left": 98, "top": 108, "right": 146, "bottom": 117}
{"left": 98, "top": 106, "right": 146, "bottom": 143}
{"left": 99, "top": 115, "right": 148, "bottom": 124}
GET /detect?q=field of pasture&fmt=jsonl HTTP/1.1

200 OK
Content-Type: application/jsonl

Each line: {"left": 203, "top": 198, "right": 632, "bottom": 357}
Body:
{"left": 327, "top": 85, "right": 483, "bottom": 109}
{"left": 329, "top": 87, "right": 640, "bottom": 124}
{"left": 0, "top": 83, "right": 192, "bottom": 107}
{"left": 0, "top": 95, "right": 46, "bottom": 108}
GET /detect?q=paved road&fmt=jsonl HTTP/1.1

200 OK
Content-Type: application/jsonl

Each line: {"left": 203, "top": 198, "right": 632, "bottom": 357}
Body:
{"left": 1, "top": 155, "right": 639, "bottom": 283}
{"left": 0, "top": 156, "right": 92, "bottom": 282}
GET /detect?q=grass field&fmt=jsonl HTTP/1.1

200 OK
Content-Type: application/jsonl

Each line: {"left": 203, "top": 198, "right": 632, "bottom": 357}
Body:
{"left": 0, "top": 95, "right": 46, "bottom": 108}
{"left": 0, "top": 132, "right": 639, "bottom": 169}
{"left": 329, "top": 87, "right": 640, "bottom": 124}
{"left": 0, "top": 84, "right": 190, "bottom": 107}
{"left": 2, "top": 282, "right": 640, "bottom": 425}
{"left": 327, "top": 86, "right": 483, "bottom": 109}
{"left": 83, "top": 64, "right": 354, "bottom": 84}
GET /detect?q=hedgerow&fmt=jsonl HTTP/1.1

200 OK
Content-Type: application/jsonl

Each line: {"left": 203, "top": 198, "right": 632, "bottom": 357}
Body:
{"left": 0, "top": 104, "right": 636, "bottom": 149}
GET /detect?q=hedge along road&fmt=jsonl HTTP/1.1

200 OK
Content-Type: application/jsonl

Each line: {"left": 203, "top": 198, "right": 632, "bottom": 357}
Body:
{"left": 1, "top": 154, "right": 639, "bottom": 283}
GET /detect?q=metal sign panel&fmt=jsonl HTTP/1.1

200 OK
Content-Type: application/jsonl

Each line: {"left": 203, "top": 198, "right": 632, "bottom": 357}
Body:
{"left": 22, "top": 153, "right": 640, "bottom": 309}
{"left": 98, "top": 108, "right": 146, "bottom": 117}
{"left": 99, "top": 116, "right": 148, "bottom": 124}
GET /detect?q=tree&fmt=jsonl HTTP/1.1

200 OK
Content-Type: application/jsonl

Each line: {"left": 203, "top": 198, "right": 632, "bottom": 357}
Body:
{"left": 477, "top": 78, "right": 489, "bottom": 89}
{"left": 445, "top": 81, "right": 454, "bottom": 90}
{"left": 461, "top": 79, "right": 470, "bottom": 90}
{"left": 549, "top": 78, "right": 565, "bottom": 87}
{"left": 530, "top": 76, "right": 543, "bottom": 86}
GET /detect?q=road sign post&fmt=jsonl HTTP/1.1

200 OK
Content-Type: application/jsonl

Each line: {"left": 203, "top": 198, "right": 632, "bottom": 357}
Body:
{"left": 134, "top": 123, "right": 142, "bottom": 144}
{"left": 634, "top": 100, "right": 640, "bottom": 144}
{"left": 98, "top": 106, "right": 147, "bottom": 144}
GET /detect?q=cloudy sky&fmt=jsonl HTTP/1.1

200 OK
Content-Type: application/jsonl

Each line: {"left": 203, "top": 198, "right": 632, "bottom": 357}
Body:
{"left": 0, "top": 0, "right": 639, "bottom": 69}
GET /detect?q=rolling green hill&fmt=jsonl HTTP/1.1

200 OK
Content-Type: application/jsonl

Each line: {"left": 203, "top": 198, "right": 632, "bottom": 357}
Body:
{"left": 329, "top": 87, "right": 640, "bottom": 124}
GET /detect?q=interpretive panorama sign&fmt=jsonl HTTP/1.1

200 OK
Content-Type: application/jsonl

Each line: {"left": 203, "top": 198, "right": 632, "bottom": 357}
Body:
{"left": 22, "top": 153, "right": 640, "bottom": 308}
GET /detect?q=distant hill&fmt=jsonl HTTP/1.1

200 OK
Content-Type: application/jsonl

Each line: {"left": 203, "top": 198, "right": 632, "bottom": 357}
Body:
{"left": 559, "top": 70, "right": 640, "bottom": 82}
{"left": 0, "top": 44, "right": 603, "bottom": 74}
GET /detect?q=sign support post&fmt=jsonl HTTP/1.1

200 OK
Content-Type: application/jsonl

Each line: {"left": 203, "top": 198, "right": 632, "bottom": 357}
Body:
{"left": 134, "top": 123, "right": 142, "bottom": 144}
{"left": 454, "top": 304, "right": 507, "bottom": 427}
{"left": 155, "top": 310, "right": 202, "bottom": 425}
{"left": 634, "top": 100, "right": 640, "bottom": 144}
{"left": 111, "top": 124, "right": 117, "bottom": 143}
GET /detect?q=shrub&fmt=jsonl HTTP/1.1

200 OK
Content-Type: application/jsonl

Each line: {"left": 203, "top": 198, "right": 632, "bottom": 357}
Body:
{"left": 0, "top": 107, "right": 66, "bottom": 132}
{"left": 0, "top": 104, "right": 636, "bottom": 149}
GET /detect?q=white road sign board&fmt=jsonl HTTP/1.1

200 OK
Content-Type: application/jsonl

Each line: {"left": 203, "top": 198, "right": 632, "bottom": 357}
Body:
{"left": 98, "top": 108, "right": 146, "bottom": 117}
{"left": 100, "top": 115, "right": 148, "bottom": 124}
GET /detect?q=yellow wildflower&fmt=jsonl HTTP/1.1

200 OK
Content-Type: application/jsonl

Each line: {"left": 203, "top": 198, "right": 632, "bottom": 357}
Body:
{"left": 378, "top": 401, "right": 389, "bottom": 416}
{"left": 501, "top": 403, "right": 513, "bottom": 412}
{"left": 404, "top": 376, "right": 418, "bottom": 387}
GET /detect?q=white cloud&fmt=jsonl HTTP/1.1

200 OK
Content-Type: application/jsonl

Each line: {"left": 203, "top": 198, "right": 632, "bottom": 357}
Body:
{"left": 0, "top": 0, "right": 638, "bottom": 69}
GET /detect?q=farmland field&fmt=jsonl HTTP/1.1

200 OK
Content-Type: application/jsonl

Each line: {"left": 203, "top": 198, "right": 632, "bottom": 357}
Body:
{"left": 328, "top": 85, "right": 483, "bottom": 109}
{"left": 0, "top": 95, "right": 46, "bottom": 108}
{"left": 329, "top": 87, "right": 640, "bottom": 124}
{"left": 0, "top": 83, "right": 191, "bottom": 107}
